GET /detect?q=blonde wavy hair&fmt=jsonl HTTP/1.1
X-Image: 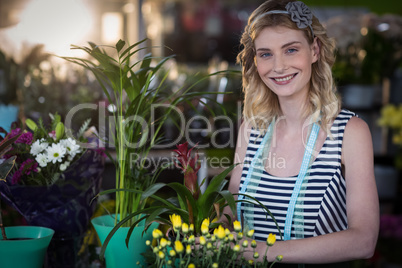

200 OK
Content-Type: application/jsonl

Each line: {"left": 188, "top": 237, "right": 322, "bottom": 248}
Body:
{"left": 237, "top": 0, "right": 340, "bottom": 134}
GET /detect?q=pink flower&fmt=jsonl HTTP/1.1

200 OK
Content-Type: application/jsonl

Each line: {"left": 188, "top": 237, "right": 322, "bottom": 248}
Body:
{"left": 173, "top": 142, "right": 201, "bottom": 200}
{"left": 48, "top": 131, "right": 56, "bottom": 140}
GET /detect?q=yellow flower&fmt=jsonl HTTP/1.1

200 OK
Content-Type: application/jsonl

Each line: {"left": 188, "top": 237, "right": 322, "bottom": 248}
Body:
{"left": 188, "top": 264, "right": 196, "bottom": 268}
{"left": 233, "top": 244, "right": 240, "bottom": 252}
{"left": 248, "top": 260, "right": 254, "bottom": 265}
{"left": 233, "top": 221, "right": 241, "bottom": 232}
{"left": 276, "top": 255, "right": 283, "bottom": 261}
{"left": 158, "top": 251, "right": 165, "bottom": 259}
{"left": 200, "top": 236, "right": 206, "bottom": 245}
{"left": 201, "top": 223, "right": 209, "bottom": 235}
{"left": 228, "top": 233, "right": 234, "bottom": 241}
{"left": 145, "top": 240, "right": 151, "bottom": 246}
{"left": 207, "top": 242, "right": 213, "bottom": 249}
{"left": 152, "top": 229, "right": 163, "bottom": 239}
{"left": 186, "top": 245, "right": 192, "bottom": 255}
{"left": 267, "top": 233, "right": 276, "bottom": 246}
{"left": 160, "top": 238, "right": 168, "bottom": 247}
{"left": 242, "top": 240, "right": 248, "bottom": 248}
{"left": 212, "top": 263, "right": 218, "bottom": 268}
{"left": 182, "top": 223, "right": 189, "bottom": 234}
{"left": 170, "top": 214, "right": 182, "bottom": 231}
{"left": 189, "top": 224, "right": 194, "bottom": 232}
{"left": 225, "top": 228, "right": 231, "bottom": 236}
{"left": 246, "top": 229, "right": 254, "bottom": 238}
{"left": 253, "top": 252, "right": 259, "bottom": 259}
{"left": 169, "top": 249, "right": 176, "bottom": 257}
{"left": 237, "top": 232, "right": 243, "bottom": 240}
{"left": 174, "top": 240, "right": 184, "bottom": 254}
{"left": 251, "top": 240, "right": 257, "bottom": 248}
{"left": 215, "top": 225, "right": 226, "bottom": 240}
{"left": 201, "top": 218, "right": 210, "bottom": 228}
{"left": 188, "top": 235, "right": 195, "bottom": 244}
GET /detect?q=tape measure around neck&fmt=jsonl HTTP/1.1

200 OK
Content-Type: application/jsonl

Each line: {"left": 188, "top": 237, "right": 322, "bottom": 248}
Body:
{"left": 283, "top": 123, "right": 320, "bottom": 240}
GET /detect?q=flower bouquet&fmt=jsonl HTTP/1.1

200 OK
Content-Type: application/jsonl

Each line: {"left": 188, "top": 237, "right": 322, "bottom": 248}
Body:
{"left": 144, "top": 214, "right": 283, "bottom": 268}
{"left": 0, "top": 114, "right": 105, "bottom": 267}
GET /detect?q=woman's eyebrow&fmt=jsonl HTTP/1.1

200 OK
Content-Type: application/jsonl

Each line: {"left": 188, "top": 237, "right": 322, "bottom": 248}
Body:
{"left": 256, "top": 41, "right": 302, "bottom": 52}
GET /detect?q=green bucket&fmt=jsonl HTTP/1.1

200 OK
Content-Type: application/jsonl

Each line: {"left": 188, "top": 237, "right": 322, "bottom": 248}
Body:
{"left": 0, "top": 226, "right": 54, "bottom": 268}
{"left": 92, "top": 215, "right": 159, "bottom": 268}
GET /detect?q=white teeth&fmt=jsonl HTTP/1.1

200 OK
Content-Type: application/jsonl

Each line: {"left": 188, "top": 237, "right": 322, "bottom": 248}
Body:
{"left": 274, "top": 75, "right": 294, "bottom": 82}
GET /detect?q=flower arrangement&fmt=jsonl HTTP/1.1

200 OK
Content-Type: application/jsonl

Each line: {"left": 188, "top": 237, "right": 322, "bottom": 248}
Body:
{"left": 96, "top": 141, "right": 281, "bottom": 259}
{"left": 143, "top": 214, "right": 283, "bottom": 268}
{"left": 378, "top": 103, "right": 402, "bottom": 169}
{"left": 0, "top": 113, "right": 94, "bottom": 185}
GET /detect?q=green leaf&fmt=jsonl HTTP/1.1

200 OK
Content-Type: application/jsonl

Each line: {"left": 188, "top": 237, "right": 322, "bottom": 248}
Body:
{"left": 116, "top": 39, "right": 126, "bottom": 53}
{"left": 0, "top": 156, "right": 16, "bottom": 181}
{"left": 25, "top": 118, "right": 38, "bottom": 131}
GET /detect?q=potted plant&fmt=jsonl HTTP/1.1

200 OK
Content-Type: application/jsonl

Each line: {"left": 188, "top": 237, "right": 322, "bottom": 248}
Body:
{"left": 0, "top": 114, "right": 105, "bottom": 267}
{"left": 61, "top": 39, "right": 228, "bottom": 267}
{"left": 0, "top": 127, "right": 55, "bottom": 268}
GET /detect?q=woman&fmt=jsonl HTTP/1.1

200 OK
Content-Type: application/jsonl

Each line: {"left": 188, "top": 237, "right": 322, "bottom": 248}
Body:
{"left": 228, "top": 0, "right": 379, "bottom": 266}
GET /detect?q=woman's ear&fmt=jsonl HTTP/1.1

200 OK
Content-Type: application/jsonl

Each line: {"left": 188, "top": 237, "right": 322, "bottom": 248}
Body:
{"left": 312, "top": 37, "right": 320, "bottom": 63}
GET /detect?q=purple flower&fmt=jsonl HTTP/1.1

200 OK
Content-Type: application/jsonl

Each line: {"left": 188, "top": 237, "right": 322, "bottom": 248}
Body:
{"left": 11, "top": 159, "right": 39, "bottom": 184}
{"left": 11, "top": 170, "right": 22, "bottom": 185}
{"left": 16, "top": 132, "right": 33, "bottom": 145}
{"left": 9, "top": 128, "right": 22, "bottom": 139}
{"left": 21, "top": 158, "right": 39, "bottom": 175}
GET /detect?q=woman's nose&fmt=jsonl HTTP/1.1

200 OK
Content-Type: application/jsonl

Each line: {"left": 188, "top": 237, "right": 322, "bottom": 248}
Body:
{"left": 273, "top": 55, "right": 287, "bottom": 73}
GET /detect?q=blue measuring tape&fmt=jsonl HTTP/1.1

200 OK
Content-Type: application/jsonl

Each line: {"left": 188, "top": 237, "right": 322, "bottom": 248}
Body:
{"left": 237, "top": 122, "right": 320, "bottom": 240}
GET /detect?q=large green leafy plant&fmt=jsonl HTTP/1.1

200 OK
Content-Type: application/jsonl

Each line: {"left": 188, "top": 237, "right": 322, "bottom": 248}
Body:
{"left": 62, "top": 39, "right": 223, "bottom": 228}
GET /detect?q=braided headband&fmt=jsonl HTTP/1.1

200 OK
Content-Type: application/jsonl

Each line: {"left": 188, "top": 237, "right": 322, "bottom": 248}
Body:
{"left": 249, "top": 1, "right": 314, "bottom": 39}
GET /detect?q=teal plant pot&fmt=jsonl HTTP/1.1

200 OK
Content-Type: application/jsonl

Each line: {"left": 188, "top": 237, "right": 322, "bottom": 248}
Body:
{"left": 0, "top": 226, "right": 54, "bottom": 268}
{"left": 92, "top": 215, "right": 159, "bottom": 268}
{"left": 0, "top": 104, "right": 19, "bottom": 135}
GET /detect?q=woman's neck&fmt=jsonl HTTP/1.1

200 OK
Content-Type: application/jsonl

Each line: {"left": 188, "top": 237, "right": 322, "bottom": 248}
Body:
{"left": 277, "top": 97, "right": 310, "bottom": 133}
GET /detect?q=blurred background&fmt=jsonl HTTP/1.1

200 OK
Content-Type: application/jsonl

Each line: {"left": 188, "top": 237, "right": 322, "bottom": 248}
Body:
{"left": 0, "top": 0, "right": 401, "bottom": 267}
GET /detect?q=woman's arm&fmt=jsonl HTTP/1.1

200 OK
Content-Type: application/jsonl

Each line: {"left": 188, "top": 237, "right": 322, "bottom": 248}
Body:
{"left": 250, "top": 116, "right": 380, "bottom": 264}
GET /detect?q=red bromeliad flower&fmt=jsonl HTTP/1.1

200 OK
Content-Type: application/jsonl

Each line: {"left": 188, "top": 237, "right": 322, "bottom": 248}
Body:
{"left": 173, "top": 142, "right": 201, "bottom": 200}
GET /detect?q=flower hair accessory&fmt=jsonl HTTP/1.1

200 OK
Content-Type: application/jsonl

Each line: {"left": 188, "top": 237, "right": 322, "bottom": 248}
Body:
{"left": 249, "top": 1, "right": 314, "bottom": 39}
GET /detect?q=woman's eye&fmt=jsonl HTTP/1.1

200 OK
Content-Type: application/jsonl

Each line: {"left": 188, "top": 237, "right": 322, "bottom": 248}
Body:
{"left": 287, "top": 48, "right": 297, "bottom": 54}
{"left": 260, "top": 52, "right": 272, "bottom": 58}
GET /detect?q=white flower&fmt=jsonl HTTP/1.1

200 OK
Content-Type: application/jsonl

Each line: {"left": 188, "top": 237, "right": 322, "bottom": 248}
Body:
{"left": 36, "top": 153, "right": 48, "bottom": 167}
{"left": 60, "top": 138, "right": 81, "bottom": 158}
{"left": 46, "top": 143, "right": 67, "bottom": 164}
{"left": 60, "top": 163, "right": 68, "bottom": 172}
{"left": 30, "top": 140, "right": 48, "bottom": 156}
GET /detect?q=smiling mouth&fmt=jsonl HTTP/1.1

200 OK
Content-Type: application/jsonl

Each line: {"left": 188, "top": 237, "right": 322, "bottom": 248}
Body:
{"left": 272, "top": 74, "right": 297, "bottom": 82}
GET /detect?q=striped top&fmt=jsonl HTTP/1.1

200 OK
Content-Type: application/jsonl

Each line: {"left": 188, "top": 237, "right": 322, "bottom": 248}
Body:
{"left": 239, "top": 110, "right": 355, "bottom": 241}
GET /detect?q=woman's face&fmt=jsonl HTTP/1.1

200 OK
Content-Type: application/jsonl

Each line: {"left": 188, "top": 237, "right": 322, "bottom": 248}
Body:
{"left": 254, "top": 26, "right": 319, "bottom": 101}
